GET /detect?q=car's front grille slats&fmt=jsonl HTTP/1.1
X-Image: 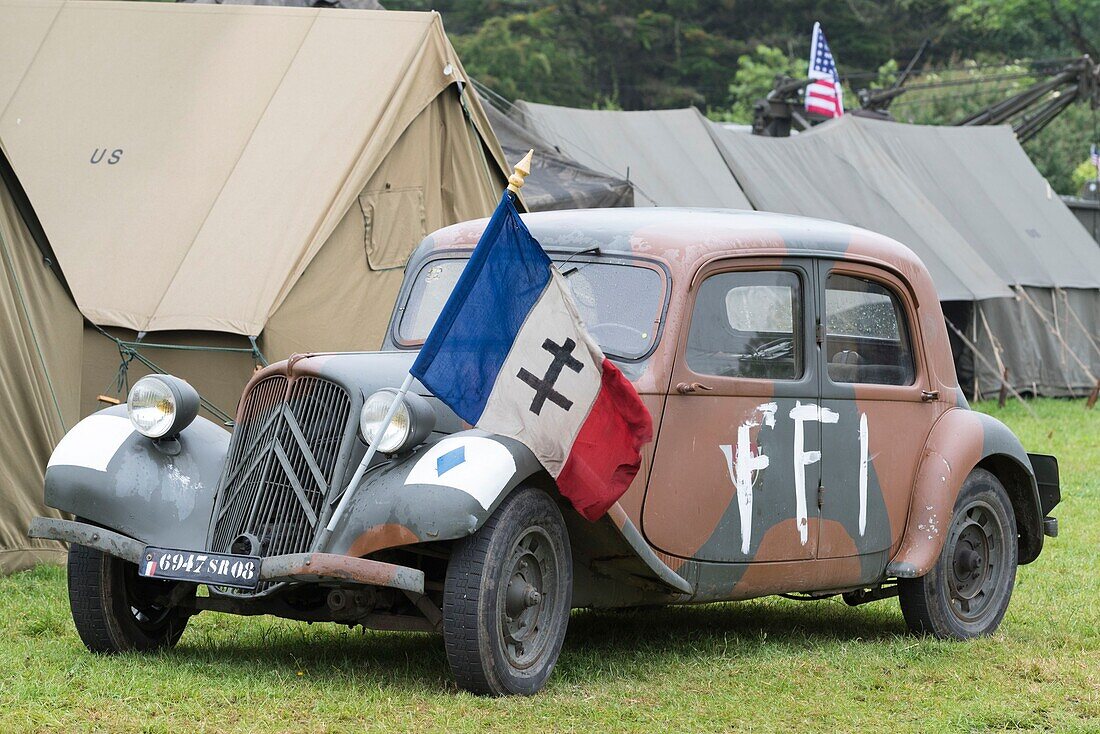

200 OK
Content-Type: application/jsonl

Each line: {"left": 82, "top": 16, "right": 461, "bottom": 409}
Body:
{"left": 211, "top": 374, "right": 352, "bottom": 592}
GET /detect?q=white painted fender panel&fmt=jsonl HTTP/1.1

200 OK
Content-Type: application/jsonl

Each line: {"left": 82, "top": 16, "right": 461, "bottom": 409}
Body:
{"left": 404, "top": 436, "right": 518, "bottom": 510}
{"left": 47, "top": 414, "right": 134, "bottom": 473}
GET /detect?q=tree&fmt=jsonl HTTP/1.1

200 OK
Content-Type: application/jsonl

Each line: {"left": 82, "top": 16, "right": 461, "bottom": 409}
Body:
{"left": 951, "top": 0, "right": 1100, "bottom": 58}
{"left": 723, "top": 45, "right": 803, "bottom": 123}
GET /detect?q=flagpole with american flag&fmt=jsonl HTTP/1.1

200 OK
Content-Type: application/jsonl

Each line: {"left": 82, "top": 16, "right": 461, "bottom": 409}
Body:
{"left": 806, "top": 21, "right": 844, "bottom": 118}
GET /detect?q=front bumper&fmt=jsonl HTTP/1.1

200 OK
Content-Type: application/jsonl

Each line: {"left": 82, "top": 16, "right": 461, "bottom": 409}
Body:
{"left": 28, "top": 517, "right": 424, "bottom": 594}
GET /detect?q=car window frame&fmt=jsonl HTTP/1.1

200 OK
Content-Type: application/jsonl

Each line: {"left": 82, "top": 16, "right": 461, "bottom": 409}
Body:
{"left": 674, "top": 258, "right": 817, "bottom": 400}
{"left": 818, "top": 260, "right": 928, "bottom": 401}
{"left": 389, "top": 248, "right": 672, "bottom": 364}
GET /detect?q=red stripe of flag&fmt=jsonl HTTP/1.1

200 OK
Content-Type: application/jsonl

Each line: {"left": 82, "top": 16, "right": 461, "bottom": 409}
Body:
{"left": 555, "top": 359, "right": 653, "bottom": 521}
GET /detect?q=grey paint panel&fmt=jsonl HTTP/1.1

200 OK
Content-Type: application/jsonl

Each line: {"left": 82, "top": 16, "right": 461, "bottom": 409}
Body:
{"left": 44, "top": 405, "right": 229, "bottom": 549}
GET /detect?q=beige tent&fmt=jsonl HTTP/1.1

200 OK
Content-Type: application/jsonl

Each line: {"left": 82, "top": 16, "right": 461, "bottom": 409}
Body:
{"left": 0, "top": 0, "right": 508, "bottom": 572}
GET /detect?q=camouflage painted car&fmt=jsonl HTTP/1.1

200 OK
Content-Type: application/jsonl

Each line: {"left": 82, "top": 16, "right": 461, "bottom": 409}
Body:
{"left": 31, "top": 209, "right": 1061, "bottom": 696}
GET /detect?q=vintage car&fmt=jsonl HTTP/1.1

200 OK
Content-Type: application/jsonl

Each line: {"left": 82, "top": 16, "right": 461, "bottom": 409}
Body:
{"left": 31, "top": 208, "right": 1061, "bottom": 696}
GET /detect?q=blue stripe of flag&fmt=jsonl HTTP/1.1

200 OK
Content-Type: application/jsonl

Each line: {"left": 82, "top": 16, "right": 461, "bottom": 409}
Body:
{"left": 410, "top": 193, "right": 551, "bottom": 424}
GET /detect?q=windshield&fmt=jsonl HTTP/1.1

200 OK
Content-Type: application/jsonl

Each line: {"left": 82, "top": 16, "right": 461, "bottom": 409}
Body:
{"left": 398, "top": 257, "right": 665, "bottom": 360}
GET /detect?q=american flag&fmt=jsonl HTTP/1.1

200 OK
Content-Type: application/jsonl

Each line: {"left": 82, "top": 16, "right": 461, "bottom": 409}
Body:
{"left": 806, "top": 22, "right": 844, "bottom": 118}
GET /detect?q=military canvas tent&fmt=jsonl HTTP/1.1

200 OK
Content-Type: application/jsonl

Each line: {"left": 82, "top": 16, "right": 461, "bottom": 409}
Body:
{"left": 512, "top": 102, "right": 752, "bottom": 208}
{"left": 710, "top": 115, "right": 1100, "bottom": 397}
{"left": 0, "top": 0, "right": 507, "bottom": 571}
{"left": 482, "top": 100, "right": 633, "bottom": 211}
{"left": 1063, "top": 196, "right": 1099, "bottom": 245}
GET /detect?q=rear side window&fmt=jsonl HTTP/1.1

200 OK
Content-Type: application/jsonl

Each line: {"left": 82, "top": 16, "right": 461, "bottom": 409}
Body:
{"left": 825, "top": 274, "right": 915, "bottom": 386}
{"left": 686, "top": 270, "right": 803, "bottom": 380}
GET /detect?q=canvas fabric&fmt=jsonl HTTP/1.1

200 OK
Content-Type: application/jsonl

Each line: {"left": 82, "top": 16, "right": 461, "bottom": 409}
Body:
{"left": 0, "top": 179, "right": 80, "bottom": 573}
{"left": 512, "top": 102, "right": 751, "bottom": 208}
{"left": 482, "top": 101, "right": 633, "bottom": 211}
{"left": 0, "top": 0, "right": 506, "bottom": 336}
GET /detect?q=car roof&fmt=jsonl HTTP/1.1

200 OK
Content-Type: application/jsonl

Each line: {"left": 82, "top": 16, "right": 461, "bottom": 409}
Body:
{"left": 414, "top": 207, "right": 930, "bottom": 286}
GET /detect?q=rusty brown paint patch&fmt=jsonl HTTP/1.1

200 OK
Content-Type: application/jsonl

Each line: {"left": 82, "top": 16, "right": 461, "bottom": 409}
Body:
{"left": 888, "top": 409, "right": 985, "bottom": 576}
{"left": 345, "top": 523, "right": 420, "bottom": 557}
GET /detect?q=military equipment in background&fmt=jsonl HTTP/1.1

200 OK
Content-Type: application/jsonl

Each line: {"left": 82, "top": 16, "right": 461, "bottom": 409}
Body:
{"left": 31, "top": 206, "right": 1060, "bottom": 695}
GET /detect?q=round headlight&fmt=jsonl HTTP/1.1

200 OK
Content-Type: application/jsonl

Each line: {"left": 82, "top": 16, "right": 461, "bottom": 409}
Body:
{"left": 360, "top": 389, "right": 436, "bottom": 454}
{"left": 126, "top": 375, "right": 200, "bottom": 439}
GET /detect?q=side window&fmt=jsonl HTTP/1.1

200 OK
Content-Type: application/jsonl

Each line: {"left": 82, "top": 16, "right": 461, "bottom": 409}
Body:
{"left": 825, "top": 273, "right": 915, "bottom": 386}
{"left": 686, "top": 270, "right": 803, "bottom": 380}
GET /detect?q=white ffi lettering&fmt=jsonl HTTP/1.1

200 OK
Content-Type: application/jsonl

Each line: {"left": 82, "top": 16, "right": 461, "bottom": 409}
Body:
{"left": 788, "top": 402, "right": 839, "bottom": 545}
{"left": 718, "top": 403, "right": 777, "bottom": 555}
{"left": 858, "top": 412, "right": 869, "bottom": 536}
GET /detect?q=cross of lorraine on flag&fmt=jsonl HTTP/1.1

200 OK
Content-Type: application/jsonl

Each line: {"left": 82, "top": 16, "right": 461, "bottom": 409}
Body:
{"left": 410, "top": 190, "right": 653, "bottom": 521}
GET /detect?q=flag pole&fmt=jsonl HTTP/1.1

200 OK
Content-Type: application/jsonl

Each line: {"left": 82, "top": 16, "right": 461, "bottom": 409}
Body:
{"left": 321, "top": 150, "right": 535, "bottom": 541}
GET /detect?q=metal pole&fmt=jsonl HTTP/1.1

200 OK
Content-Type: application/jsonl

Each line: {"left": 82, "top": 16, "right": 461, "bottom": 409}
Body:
{"left": 324, "top": 372, "right": 415, "bottom": 536}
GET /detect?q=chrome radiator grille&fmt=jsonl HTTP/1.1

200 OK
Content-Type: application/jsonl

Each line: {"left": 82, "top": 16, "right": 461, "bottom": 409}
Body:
{"left": 211, "top": 375, "right": 352, "bottom": 561}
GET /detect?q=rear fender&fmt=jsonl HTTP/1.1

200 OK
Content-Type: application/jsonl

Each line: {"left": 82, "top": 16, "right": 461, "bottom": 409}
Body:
{"left": 43, "top": 405, "right": 229, "bottom": 549}
{"left": 887, "top": 409, "right": 1041, "bottom": 578}
{"left": 325, "top": 430, "right": 545, "bottom": 557}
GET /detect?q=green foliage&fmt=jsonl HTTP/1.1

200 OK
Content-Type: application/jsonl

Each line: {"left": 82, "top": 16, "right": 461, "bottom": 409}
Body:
{"left": 1072, "top": 159, "right": 1100, "bottom": 193}
{"left": 723, "top": 45, "right": 803, "bottom": 123}
{"left": 950, "top": 0, "right": 1100, "bottom": 57}
{"left": 452, "top": 9, "right": 590, "bottom": 107}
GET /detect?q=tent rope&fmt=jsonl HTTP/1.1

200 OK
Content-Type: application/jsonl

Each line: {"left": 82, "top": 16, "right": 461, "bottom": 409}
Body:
{"left": 0, "top": 218, "right": 67, "bottom": 432}
{"left": 1014, "top": 285, "right": 1097, "bottom": 385}
{"left": 944, "top": 315, "right": 1037, "bottom": 417}
{"left": 91, "top": 324, "right": 248, "bottom": 426}
{"left": 1055, "top": 287, "right": 1100, "bottom": 360}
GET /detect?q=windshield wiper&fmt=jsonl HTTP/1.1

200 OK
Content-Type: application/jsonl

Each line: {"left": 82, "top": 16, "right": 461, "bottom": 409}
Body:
{"left": 558, "top": 246, "right": 601, "bottom": 277}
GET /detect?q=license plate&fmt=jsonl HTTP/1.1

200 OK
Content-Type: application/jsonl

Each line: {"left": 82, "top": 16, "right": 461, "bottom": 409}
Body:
{"left": 139, "top": 546, "right": 261, "bottom": 590}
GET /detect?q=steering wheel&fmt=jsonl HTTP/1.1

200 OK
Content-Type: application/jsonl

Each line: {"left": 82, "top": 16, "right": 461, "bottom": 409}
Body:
{"left": 588, "top": 322, "right": 648, "bottom": 348}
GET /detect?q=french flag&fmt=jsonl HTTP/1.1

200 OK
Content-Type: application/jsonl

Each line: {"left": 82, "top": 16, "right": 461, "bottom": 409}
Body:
{"left": 410, "top": 193, "right": 653, "bottom": 521}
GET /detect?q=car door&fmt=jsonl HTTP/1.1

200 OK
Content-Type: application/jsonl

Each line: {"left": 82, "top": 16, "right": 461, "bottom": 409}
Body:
{"left": 816, "top": 262, "right": 942, "bottom": 560}
{"left": 643, "top": 259, "right": 821, "bottom": 563}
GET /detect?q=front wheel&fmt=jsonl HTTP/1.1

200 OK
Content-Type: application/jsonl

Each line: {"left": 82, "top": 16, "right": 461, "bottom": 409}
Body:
{"left": 442, "top": 486, "right": 573, "bottom": 696}
{"left": 68, "top": 542, "right": 194, "bottom": 653}
{"left": 898, "top": 468, "right": 1018, "bottom": 639}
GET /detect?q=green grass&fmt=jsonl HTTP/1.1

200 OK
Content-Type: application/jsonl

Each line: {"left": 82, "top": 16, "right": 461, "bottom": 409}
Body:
{"left": 1, "top": 399, "right": 1096, "bottom": 733}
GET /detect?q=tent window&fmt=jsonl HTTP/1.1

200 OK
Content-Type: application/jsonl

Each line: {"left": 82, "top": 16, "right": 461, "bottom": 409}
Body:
{"left": 361, "top": 187, "right": 427, "bottom": 271}
{"left": 825, "top": 274, "right": 915, "bottom": 386}
{"left": 686, "top": 270, "right": 803, "bottom": 380}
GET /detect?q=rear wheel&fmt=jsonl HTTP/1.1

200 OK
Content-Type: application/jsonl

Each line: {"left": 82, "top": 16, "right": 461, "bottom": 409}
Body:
{"left": 442, "top": 487, "right": 573, "bottom": 696}
{"left": 898, "top": 468, "right": 1018, "bottom": 639}
{"left": 68, "top": 541, "right": 194, "bottom": 653}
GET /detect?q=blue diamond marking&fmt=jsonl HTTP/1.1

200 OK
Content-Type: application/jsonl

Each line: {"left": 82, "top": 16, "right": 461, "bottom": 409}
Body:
{"left": 436, "top": 446, "right": 466, "bottom": 476}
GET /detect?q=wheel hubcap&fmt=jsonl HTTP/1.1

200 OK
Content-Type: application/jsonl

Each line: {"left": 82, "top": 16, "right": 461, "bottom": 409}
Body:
{"left": 499, "top": 527, "right": 557, "bottom": 670}
{"left": 946, "top": 500, "right": 1003, "bottom": 622}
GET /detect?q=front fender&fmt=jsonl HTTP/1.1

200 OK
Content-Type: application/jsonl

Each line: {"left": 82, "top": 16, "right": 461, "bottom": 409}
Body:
{"left": 887, "top": 409, "right": 1039, "bottom": 578}
{"left": 325, "top": 430, "right": 545, "bottom": 557}
{"left": 43, "top": 405, "right": 229, "bottom": 549}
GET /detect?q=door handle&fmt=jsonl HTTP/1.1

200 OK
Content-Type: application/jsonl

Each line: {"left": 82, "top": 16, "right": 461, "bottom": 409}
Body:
{"left": 921, "top": 389, "right": 939, "bottom": 402}
{"left": 676, "top": 382, "right": 713, "bottom": 395}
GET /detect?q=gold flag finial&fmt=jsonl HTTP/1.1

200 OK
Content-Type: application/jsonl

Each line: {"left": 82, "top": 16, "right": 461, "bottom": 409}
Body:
{"left": 507, "top": 149, "right": 534, "bottom": 194}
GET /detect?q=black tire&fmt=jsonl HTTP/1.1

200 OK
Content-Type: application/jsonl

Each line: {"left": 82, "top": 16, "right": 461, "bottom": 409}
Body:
{"left": 899, "top": 468, "right": 1018, "bottom": 639}
{"left": 442, "top": 486, "right": 573, "bottom": 696}
{"left": 68, "top": 542, "right": 193, "bottom": 653}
